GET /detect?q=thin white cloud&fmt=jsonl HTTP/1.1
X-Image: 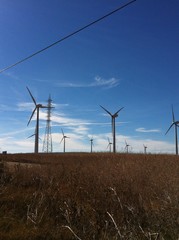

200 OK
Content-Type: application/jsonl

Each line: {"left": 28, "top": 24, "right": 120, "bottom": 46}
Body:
{"left": 0, "top": 127, "right": 33, "bottom": 137}
{"left": 17, "top": 102, "right": 34, "bottom": 111}
{"left": 115, "top": 135, "right": 174, "bottom": 154}
{"left": 2, "top": 71, "right": 20, "bottom": 80}
{"left": 0, "top": 136, "right": 34, "bottom": 153}
{"left": 57, "top": 76, "right": 119, "bottom": 89}
{"left": 91, "top": 76, "right": 119, "bottom": 89}
{"left": 52, "top": 103, "right": 69, "bottom": 109}
{"left": 136, "top": 127, "right": 161, "bottom": 133}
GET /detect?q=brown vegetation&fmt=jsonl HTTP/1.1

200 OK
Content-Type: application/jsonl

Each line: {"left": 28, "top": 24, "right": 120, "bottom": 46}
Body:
{"left": 0, "top": 153, "right": 179, "bottom": 239}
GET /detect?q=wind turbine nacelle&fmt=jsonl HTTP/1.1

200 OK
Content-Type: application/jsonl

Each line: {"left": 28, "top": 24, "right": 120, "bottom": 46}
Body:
{"left": 37, "top": 104, "right": 43, "bottom": 108}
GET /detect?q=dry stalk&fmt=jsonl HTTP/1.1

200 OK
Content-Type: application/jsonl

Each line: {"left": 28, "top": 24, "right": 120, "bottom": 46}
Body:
{"left": 149, "top": 232, "right": 160, "bottom": 240}
{"left": 26, "top": 204, "right": 38, "bottom": 225}
{"left": 139, "top": 224, "right": 160, "bottom": 240}
{"left": 107, "top": 211, "right": 123, "bottom": 239}
{"left": 138, "top": 224, "right": 148, "bottom": 238}
{"left": 63, "top": 201, "right": 71, "bottom": 225}
{"left": 61, "top": 225, "right": 82, "bottom": 240}
{"left": 109, "top": 187, "right": 123, "bottom": 210}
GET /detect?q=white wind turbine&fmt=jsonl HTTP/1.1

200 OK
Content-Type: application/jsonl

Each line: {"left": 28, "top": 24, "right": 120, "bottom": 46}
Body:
{"left": 60, "top": 129, "right": 70, "bottom": 153}
{"left": 27, "top": 87, "right": 47, "bottom": 153}
{"left": 125, "top": 140, "right": 130, "bottom": 153}
{"left": 89, "top": 137, "right": 94, "bottom": 153}
{"left": 100, "top": 105, "right": 124, "bottom": 153}
{"left": 143, "top": 144, "right": 147, "bottom": 154}
{"left": 165, "top": 105, "right": 179, "bottom": 155}
{"left": 107, "top": 137, "right": 112, "bottom": 152}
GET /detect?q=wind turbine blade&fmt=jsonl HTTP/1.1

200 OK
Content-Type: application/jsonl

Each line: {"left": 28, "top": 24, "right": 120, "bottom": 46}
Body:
{"left": 26, "top": 87, "right": 37, "bottom": 105}
{"left": 115, "top": 107, "right": 124, "bottom": 115}
{"left": 27, "top": 107, "right": 37, "bottom": 126}
{"left": 61, "top": 128, "right": 64, "bottom": 136}
{"left": 172, "top": 104, "right": 175, "bottom": 122}
{"left": 27, "top": 134, "right": 35, "bottom": 139}
{"left": 100, "top": 105, "right": 112, "bottom": 116}
{"left": 165, "top": 123, "right": 175, "bottom": 135}
{"left": 60, "top": 137, "right": 64, "bottom": 144}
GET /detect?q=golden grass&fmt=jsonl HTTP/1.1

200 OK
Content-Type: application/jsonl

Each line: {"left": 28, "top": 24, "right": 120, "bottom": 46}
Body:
{"left": 0, "top": 153, "right": 179, "bottom": 239}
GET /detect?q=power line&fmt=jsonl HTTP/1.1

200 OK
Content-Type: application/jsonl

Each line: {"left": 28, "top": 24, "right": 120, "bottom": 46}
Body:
{"left": 0, "top": 0, "right": 136, "bottom": 74}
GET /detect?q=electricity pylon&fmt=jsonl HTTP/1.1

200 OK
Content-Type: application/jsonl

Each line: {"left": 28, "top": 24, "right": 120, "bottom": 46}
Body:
{"left": 42, "top": 95, "right": 53, "bottom": 153}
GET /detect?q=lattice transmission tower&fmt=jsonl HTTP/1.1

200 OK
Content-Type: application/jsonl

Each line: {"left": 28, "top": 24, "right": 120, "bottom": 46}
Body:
{"left": 42, "top": 95, "right": 53, "bottom": 152}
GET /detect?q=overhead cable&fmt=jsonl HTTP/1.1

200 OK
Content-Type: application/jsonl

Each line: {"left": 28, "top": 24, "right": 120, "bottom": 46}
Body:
{"left": 0, "top": 0, "right": 136, "bottom": 74}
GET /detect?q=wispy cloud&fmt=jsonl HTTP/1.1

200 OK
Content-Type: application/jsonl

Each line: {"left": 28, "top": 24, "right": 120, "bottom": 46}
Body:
{"left": 115, "top": 135, "right": 174, "bottom": 154}
{"left": 57, "top": 76, "right": 119, "bottom": 89}
{"left": 91, "top": 76, "right": 119, "bottom": 89}
{"left": 2, "top": 71, "right": 20, "bottom": 80}
{"left": 136, "top": 127, "right": 161, "bottom": 133}
{"left": 17, "top": 102, "right": 34, "bottom": 111}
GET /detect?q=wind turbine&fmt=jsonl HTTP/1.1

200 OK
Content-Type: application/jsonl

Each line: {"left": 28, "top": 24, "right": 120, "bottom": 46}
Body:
{"left": 60, "top": 129, "right": 69, "bottom": 153}
{"left": 143, "top": 144, "right": 147, "bottom": 154}
{"left": 125, "top": 140, "right": 130, "bottom": 153}
{"left": 100, "top": 105, "right": 124, "bottom": 153}
{"left": 27, "top": 87, "right": 47, "bottom": 153}
{"left": 165, "top": 105, "right": 179, "bottom": 155}
{"left": 89, "top": 137, "right": 94, "bottom": 153}
{"left": 107, "top": 137, "right": 112, "bottom": 152}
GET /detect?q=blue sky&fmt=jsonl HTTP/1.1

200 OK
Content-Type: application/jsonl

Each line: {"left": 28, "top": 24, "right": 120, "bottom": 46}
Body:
{"left": 0, "top": 0, "right": 178, "bottom": 153}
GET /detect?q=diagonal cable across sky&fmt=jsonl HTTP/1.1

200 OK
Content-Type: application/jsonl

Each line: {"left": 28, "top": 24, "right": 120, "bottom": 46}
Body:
{"left": 0, "top": 0, "right": 136, "bottom": 74}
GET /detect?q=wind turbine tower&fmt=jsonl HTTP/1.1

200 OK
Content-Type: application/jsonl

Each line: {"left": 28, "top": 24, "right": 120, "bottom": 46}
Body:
{"left": 107, "top": 137, "right": 112, "bottom": 152}
{"left": 143, "top": 144, "right": 147, "bottom": 154}
{"left": 60, "top": 129, "right": 69, "bottom": 153}
{"left": 27, "top": 87, "right": 47, "bottom": 153}
{"left": 165, "top": 105, "right": 179, "bottom": 155}
{"left": 100, "top": 105, "right": 124, "bottom": 153}
{"left": 90, "top": 137, "right": 94, "bottom": 153}
{"left": 125, "top": 140, "right": 130, "bottom": 153}
{"left": 42, "top": 95, "right": 53, "bottom": 153}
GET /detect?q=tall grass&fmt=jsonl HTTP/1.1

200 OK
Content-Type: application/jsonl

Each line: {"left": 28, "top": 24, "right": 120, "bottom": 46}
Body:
{"left": 0, "top": 153, "right": 179, "bottom": 239}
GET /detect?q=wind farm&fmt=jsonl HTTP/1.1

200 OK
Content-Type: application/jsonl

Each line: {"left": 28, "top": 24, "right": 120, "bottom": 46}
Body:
{"left": 0, "top": 1, "right": 178, "bottom": 155}
{"left": 0, "top": 1, "right": 178, "bottom": 238}
{"left": 21, "top": 91, "right": 179, "bottom": 155}
{"left": 0, "top": 86, "right": 178, "bottom": 155}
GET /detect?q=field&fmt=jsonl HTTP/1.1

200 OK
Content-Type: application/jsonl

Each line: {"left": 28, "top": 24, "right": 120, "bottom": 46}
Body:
{"left": 0, "top": 153, "right": 179, "bottom": 240}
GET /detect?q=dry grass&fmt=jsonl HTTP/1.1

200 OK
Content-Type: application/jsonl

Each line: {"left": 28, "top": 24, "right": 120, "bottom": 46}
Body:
{"left": 0, "top": 153, "right": 179, "bottom": 239}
